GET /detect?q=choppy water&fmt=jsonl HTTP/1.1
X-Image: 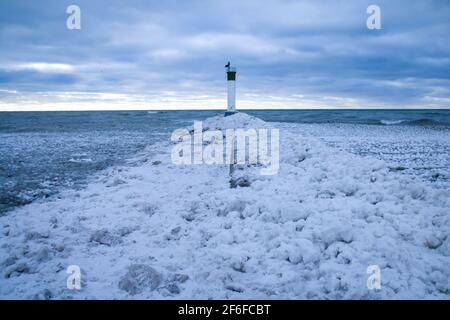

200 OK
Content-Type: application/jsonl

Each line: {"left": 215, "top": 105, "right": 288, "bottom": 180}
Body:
{"left": 0, "top": 109, "right": 449, "bottom": 214}
{"left": 245, "top": 109, "right": 450, "bottom": 126}
{"left": 0, "top": 110, "right": 220, "bottom": 214}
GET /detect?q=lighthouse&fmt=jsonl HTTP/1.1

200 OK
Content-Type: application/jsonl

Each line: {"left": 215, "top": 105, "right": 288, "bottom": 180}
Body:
{"left": 225, "top": 61, "right": 236, "bottom": 116}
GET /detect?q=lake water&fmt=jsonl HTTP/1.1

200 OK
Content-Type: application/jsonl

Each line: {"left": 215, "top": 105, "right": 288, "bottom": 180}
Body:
{"left": 1, "top": 109, "right": 449, "bottom": 214}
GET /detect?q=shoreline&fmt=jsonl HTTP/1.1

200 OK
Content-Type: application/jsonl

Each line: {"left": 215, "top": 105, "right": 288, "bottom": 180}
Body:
{"left": 2, "top": 111, "right": 449, "bottom": 216}
{"left": 0, "top": 112, "right": 449, "bottom": 299}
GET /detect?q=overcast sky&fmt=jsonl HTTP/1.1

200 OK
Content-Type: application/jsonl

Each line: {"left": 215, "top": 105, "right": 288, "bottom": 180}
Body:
{"left": 0, "top": 0, "right": 449, "bottom": 110}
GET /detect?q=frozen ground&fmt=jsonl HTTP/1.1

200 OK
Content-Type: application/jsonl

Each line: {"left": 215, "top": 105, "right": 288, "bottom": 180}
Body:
{"left": 0, "top": 112, "right": 449, "bottom": 299}
{"left": 291, "top": 123, "right": 450, "bottom": 188}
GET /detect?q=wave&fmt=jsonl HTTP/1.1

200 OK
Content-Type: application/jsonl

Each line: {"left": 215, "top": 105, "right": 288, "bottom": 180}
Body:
{"left": 380, "top": 118, "right": 443, "bottom": 126}
{"left": 380, "top": 119, "right": 406, "bottom": 125}
{"left": 68, "top": 157, "right": 93, "bottom": 163}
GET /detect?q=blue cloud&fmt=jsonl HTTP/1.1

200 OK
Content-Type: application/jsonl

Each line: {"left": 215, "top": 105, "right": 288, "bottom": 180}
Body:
{"left": 0, "top": 69, "right": 78, "bottom": 86}
{"left": 0, "top": 0, "right": 449, "bottom": 109}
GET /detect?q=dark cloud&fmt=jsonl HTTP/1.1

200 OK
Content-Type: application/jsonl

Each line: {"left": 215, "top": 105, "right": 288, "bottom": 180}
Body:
{"left": 0, "top": 0, "right": 449, "bottom": 109}
{"left": 0, "top": 69, "right": 77, "bottom": 85}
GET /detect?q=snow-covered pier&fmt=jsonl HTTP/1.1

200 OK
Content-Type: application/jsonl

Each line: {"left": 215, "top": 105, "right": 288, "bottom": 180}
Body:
{"left": 0, "top": 112, "right": 449, "bottom": 299}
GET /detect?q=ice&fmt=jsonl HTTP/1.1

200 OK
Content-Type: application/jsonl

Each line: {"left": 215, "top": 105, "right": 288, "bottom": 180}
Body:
{"left": 0, "top": 112, "right": 449, "bottom": 299}
{"left": 118, "top": 264, "right": 163, "bottom": 295}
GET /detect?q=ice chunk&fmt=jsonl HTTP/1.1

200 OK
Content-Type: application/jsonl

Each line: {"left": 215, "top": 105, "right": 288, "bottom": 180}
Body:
{"left": 118, "top": 264, "right": 163, "bottom": 295}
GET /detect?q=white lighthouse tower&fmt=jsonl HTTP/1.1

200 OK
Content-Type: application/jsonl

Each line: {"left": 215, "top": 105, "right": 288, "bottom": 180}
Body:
{"left": 225, "top": 61, "right": 236, "bottom": 116}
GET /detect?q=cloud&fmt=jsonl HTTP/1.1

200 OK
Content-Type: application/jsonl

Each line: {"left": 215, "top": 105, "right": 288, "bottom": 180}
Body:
{"left": 0, "top": 0, "right": 449, "bottom": 110}
{"left": 10, "top": 63, "right": 74, "bottom": 73}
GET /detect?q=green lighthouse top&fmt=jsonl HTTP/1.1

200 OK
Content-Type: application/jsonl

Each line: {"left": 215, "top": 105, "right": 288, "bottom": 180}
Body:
{"left": 225, "top": 61, "right": 236, "bottom": 80}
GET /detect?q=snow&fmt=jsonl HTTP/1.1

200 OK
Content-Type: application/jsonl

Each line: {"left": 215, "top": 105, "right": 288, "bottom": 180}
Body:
{"left": 0, "top": 112, "right": 449, "bottom": 299}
